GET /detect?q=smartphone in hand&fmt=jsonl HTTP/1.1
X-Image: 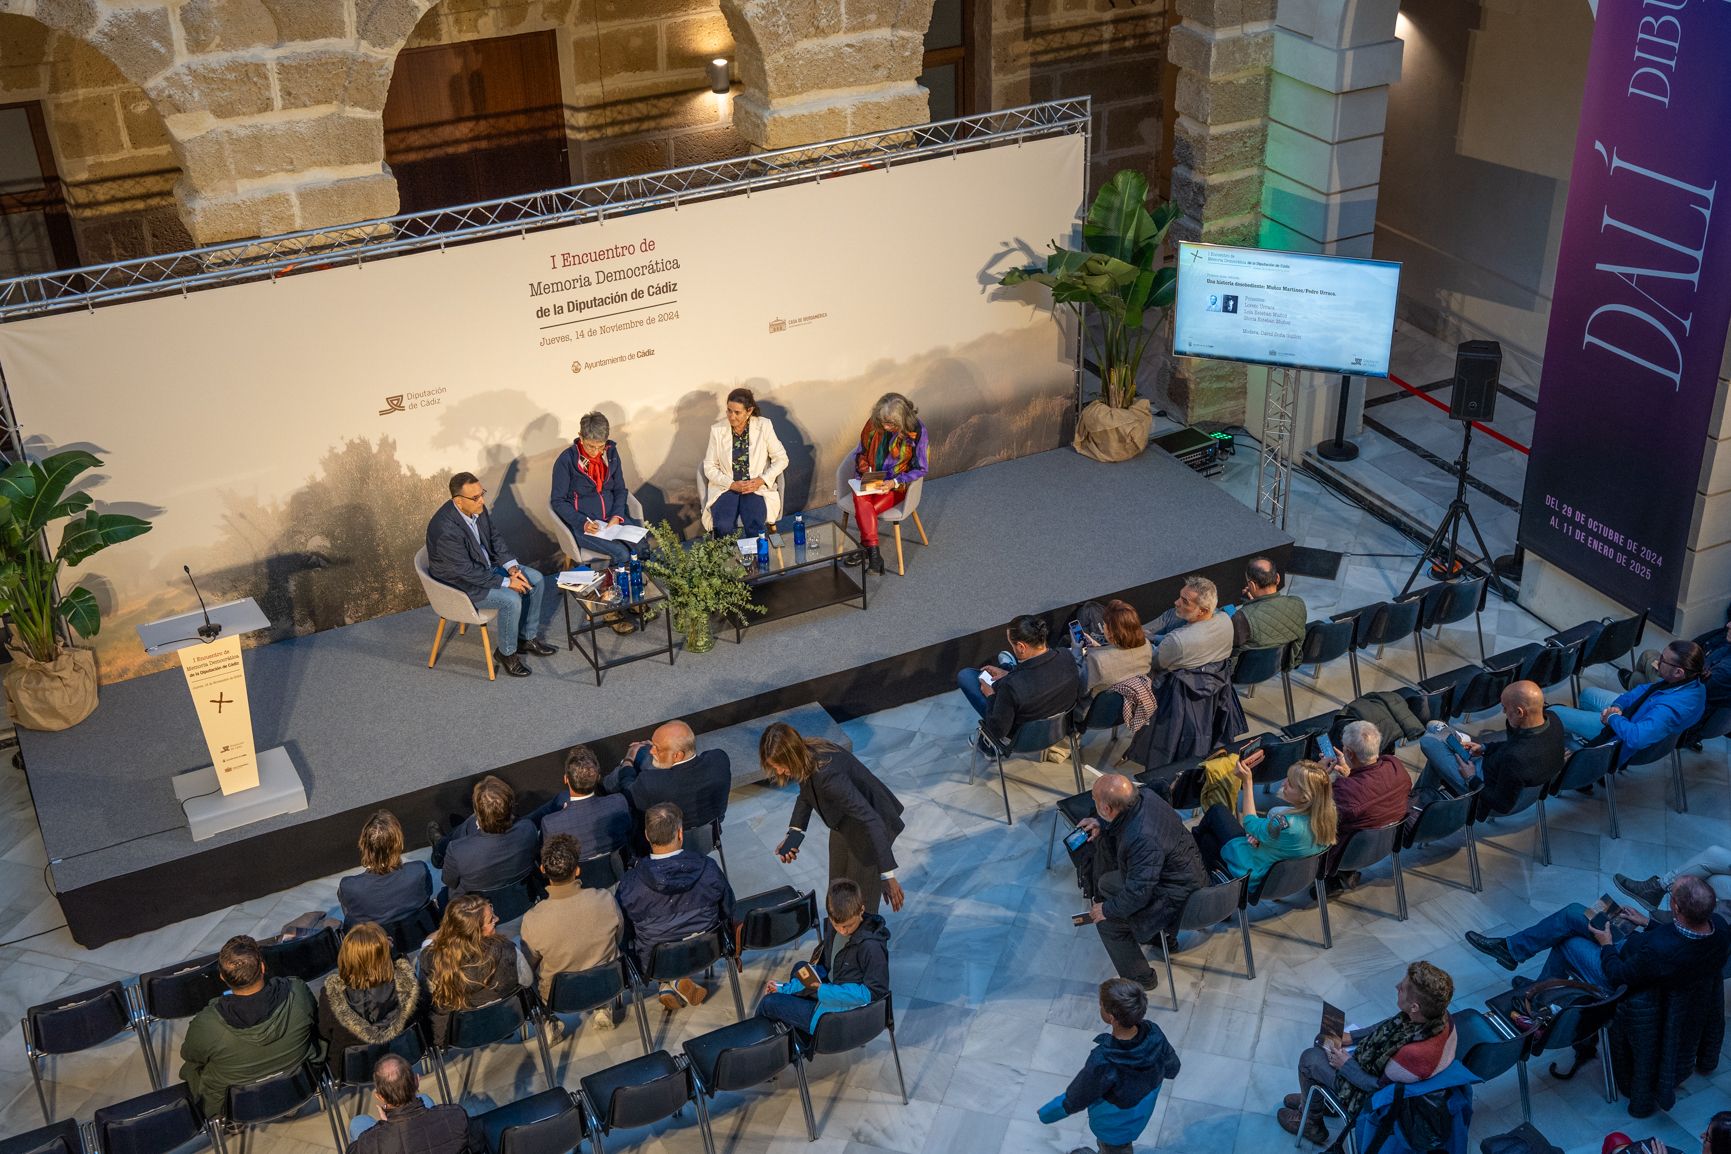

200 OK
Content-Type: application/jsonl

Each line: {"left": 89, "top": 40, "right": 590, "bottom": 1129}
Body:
{"left": 1589, "top": 892, "right": 1620, "bottom": 930}
{"left": 1071, "top": 911, "right": 1092, "bottom": 927}
{"left": 1315, "top": 734, "right": 1337, "bottom": 762}
{"left": 1063, "top": 827, "right": 1089, "bottom": 853}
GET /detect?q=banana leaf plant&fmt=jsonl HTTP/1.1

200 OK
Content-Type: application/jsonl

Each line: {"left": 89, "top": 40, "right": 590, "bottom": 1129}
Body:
{"left": 0, "top": 450, "right": 152, "bottom": 664}
{"left": 1000, "top": 169, "right": 1179, "bottom": 409}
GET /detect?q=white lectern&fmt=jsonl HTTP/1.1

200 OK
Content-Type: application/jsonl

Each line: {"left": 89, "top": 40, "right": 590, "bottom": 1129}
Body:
{"left": 138, "top": 598, "right": 307, "bottom": 841}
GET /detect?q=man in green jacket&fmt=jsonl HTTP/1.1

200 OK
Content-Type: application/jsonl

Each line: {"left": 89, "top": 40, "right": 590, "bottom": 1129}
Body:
{"left": 1232, "top": 556, "right": 1308, "bottom": 669}
{"left": 180, "top": 935, "right": 324, "bottom": 1119}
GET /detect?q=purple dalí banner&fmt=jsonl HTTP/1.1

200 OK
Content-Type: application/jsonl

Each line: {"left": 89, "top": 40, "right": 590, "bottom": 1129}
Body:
{"left": 1517, "top": 0, "right": 1731, "bottom": 627}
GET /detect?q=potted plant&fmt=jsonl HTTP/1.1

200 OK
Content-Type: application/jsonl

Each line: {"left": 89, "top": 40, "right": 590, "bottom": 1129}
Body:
{"left": 0, "top": 450, "right": 152, "bottom": 730}
{"left": 641, "top": 520, "right": 761, "bottom": 653}
{"left": 1000, "top": 168, "right": 1178, "bottom": 462}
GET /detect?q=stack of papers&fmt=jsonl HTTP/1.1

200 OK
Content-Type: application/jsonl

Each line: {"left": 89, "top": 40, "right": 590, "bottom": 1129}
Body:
{"left": 556, "top": 568, "right": 603, "bottom": 589}
{"left": 587, "top": 523, "right": 649, "bottom": 543}
{"left": 737, "top": 537, "right": 762, "bottom": 556}
{"left": 848, "top": 477, "right": 893, "bottom": 495}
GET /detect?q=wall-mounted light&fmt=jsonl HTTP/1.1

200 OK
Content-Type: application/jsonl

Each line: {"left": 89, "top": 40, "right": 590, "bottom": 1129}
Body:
{"left": 707, "top": 57, "right": 731, "bottom": 94}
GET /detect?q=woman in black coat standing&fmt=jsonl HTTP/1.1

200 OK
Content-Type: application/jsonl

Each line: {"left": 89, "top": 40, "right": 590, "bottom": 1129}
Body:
{"left": 760, "top": 722, "right": 907, "bottom": 914}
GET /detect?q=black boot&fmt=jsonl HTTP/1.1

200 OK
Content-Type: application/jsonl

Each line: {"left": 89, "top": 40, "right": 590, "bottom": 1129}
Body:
{"left": 866, "top": 545, "right": 885, "bottom": 574}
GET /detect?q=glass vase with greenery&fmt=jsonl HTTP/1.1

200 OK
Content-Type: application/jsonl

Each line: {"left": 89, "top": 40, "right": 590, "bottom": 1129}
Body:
{"left": 641, "top": 521, "right": 761, "bottom": 653}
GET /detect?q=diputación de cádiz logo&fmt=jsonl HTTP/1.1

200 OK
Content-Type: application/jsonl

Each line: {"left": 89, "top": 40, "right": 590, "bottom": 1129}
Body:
{"left": 379, "top": 395, "right": 406, "bottom": 415}
{"left": 378, "top": 389, "right": 445, "bottom": 415}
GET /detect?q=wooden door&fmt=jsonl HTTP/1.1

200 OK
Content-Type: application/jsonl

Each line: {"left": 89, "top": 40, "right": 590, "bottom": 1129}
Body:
{"left": 383, "top": 30, "right": 567, "bottom": 215}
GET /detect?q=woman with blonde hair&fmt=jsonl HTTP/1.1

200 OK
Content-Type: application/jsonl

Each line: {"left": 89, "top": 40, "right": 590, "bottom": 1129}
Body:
{"left": 1191, "top": 759, "right": 1337, "bottom": 887}
{"left": 421, "top": 895, "right": 531, "bottom": 1046}
{"left": 844, "top": 391, "right": 929, "bottom": 575}
{"left": 317, "top": 922, "right": 420, "bottom": 1072}
{"left": 760, "top": 721, "right": 907, "bottom": 914}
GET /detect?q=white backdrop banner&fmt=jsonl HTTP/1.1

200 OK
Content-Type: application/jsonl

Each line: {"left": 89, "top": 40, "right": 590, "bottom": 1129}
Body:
{"left": 0, "top": 133, "right": 1083, "bottom": 683}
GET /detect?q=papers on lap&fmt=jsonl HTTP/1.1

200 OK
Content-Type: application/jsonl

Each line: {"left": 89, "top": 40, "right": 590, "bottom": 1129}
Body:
{"left": 849, "top": 477, "right": 893, "bottom": 495}
{"left": 588, "top": 522, "right": 649, "bottom": 543}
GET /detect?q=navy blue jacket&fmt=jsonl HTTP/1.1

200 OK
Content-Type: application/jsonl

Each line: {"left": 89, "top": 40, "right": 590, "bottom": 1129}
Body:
{"left": 816, "top": 913, "right": 891, "bottom": 999}
{"left": 536, "top": 793, "right": 633, "bottom": 861}
{"left": 550, "top": 441, "right": 633, "bottom": 537}
{"left": 1038, "top": 1020, "right": 1179, "bottom": 1146}
{"left": 338, "top": 862, "right": 434, "bottom": 929}
{"left": 426, "top": 500, "right": 512, "bottom": 604}
{"left": 616, "top": 849, "right": 735, "bottom": 965}
{"left": 605, "top": 748, "right": 733, "bottom": 832}
{"left": 441, "top": 819, "right": 539, "bottom": 897}
{"left": 1693, "top": 629, "right": 1731, "bottom": 714}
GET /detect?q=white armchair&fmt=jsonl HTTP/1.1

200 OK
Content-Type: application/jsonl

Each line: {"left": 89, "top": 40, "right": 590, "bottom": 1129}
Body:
{"left": 414, "top": 546, "right": 500, "bottom": 680}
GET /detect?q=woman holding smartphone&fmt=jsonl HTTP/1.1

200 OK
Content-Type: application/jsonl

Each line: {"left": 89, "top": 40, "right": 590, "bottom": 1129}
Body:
{"left": 760, "top": 721, "right": 908, "bottom": 914}
{"left": 1191, "top": 758, "right": 1337, "bottom": 887}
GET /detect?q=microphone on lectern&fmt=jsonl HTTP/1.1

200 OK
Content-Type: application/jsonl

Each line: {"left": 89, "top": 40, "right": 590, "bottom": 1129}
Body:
{"left": 185, "top": 565, "right": 222, "bottom": 640}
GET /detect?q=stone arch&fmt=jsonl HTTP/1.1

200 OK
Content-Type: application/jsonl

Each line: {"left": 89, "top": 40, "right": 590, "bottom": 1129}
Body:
{"left": 720, "top": 0, "right": 936, "bottom": 148}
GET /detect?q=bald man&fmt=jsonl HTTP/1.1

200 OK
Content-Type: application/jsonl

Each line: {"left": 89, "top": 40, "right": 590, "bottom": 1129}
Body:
{"left": 1073, "top": 773, "right": 1205, "bottom": 991}
{"left": 605, "top": 720, "right": 732, "bottom": 848}
{"left": 1416, "top": 679, "right": 1564, "bottom": 811}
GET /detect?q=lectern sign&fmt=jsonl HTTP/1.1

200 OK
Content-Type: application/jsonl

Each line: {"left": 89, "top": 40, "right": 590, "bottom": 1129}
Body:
{"left": 1518, "top": 0, "right": 1731, "bottom": 625}
{"left": 178, "top": 635, "right": 258, "bottom": 793}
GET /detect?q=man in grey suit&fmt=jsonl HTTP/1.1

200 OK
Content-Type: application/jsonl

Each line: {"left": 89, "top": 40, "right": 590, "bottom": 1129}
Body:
{"left": 425, "top": 471, "right": 555, "bottom": 677}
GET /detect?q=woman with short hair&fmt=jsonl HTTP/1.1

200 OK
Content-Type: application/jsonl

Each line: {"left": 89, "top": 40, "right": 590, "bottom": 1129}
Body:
{"left": 338, "top": 810, "right": 434, "bottom": 929}
{"left": 701, "top": 387, "right": 788, "bottom": 538}
{"left": 317, "top": 922, "right": 420, "bottom": 1074}
{"left": 421, "top": 894, "right": 531, "bottom": 1047}
{"left": 844, "top": 392, "right": 929, "bottom": 575}
{"left": 550, "top": 409, "right": 642, "bottom": 568}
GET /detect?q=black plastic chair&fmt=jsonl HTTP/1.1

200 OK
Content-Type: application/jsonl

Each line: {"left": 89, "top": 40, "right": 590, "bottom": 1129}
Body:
{"left": 0, "top": 1119, "right": 82, "bottom": 1154}
{"left": 1072, "top": 689, "right": 1128, "bottom": 768}
{"left": 1488, "top": 984, "right": 1623, "bottom": 1120}
{"left": 474, "top": 1087, "right": 589, "bottom": 1154}
{"left": 1420, "top": 664, "right": 1513, "bottom": 720}
{"left": 543, "top": 958, "right": 652, "bottom": 1057}
{"left": 1550, "top": 611, "right": 1647, "bottom": 702}
{"left": 1247, "top": 731, "right": 1309, "bottom": 787}
{"left": 1453, "top": 1008, "right": 1528, "bottom": 1093}
{"left": 683, "top": 820, "right": 729, "bottom": 878}
{"left": 326, "top": 1023, "right": 431, "bottom": 1127}
{"left": 684, "top": 1017, "right": 817, "bottom": 1141}
{"left": 134, "top": 952, "right": 224, "bottom": 1080}
{"left": 471, "top": 873, "right": 540, "bottom": 925}
{"left": 1045, "top": 789, "right": 1097, "bottom": 871}
{"left": 1478, "top": 782, "right": 1551, "bottom": 865}
{"left": 1165, "top": 763, "right": 1206, "bottom": 811}
{"left": 1395, "top": 684, "right": 1454, "bottom": 729}
{"left": 1293, "top": 619, "right": 1354, "bottom": 682}
{"left": 259, "top": 927, "right": 339, "bottom": 984}
{"left": 639, "top": 928, "right": 745, "bottom": 1020}
{"left": 970, "top": 711, "right": 1078, "bottom": 825}
{"left": 1624, "top": 730, "right": 1686, "bottom": 813}
{"left": 1232, "top": 645, "right": 1292, "bottom": 725}
{"left": 1246, "top": 850, "right": 1329, "bottom": 949}
{"left": 433, "top": 990, "right": 552, "bottom": 1105}
{"left": 24, "top": 981, "right": 159, "bottom": 1121}
{"left": 1548, "top": 741, "right": 1620, "bottom": 837}
{"left": 210, "top": 1062, "right": 344, "bottom": 1154}
{"left": 1402, "top": 790, "right": 1481, "bottom": 894}
{"left": 1484, "top": 640, "right": 1579, "bottom": 699}
{"left": 1325, "top": 821, "right": 1405, "bottom": 929}
{"left": 579, "top": 1050, "right": 714, "bottom": 1154}
{"left": 1335, "top": 598, "right": 1425, "bottom": 692}
{"left": 800, "top": 994, "right": 908, "bottom": 1104}
{"left": 379, "top": 901, "right": 440, "bottom": 956}
{"left": 733, "top": 887, "right": 820, "bottom": 1009}
{"left": 1156, "top": 873, "right": 1251, "bottom": 1009}
{"left": 577, "top": 851, "right": 626, "bottom": 891}
{"left": 1414, "top": 576, "right": 1489, "bottom": 662}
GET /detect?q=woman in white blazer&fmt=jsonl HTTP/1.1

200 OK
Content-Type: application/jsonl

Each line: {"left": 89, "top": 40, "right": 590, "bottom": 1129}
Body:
{"left": 700, "top": 387, "right": 789, "bottom": 536}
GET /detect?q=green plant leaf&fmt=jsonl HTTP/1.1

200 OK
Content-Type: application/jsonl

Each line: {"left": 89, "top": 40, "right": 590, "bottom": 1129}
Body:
{"left": 58, "top": 584, "right": 100, "bottom": 638}
{"left": 1082, "top": 170, "right": 1157, "bottom": 265}
{"left": 0, "top": 450, "right": 102, "bottom": 535}
{"left": 56, "top": 510, "right": 153, "bottom": 567}
{"left": 1150, "top": 265, "right": 1178, "bottom": 310}
{"left": 48, "top": 492, "right": 94, "bottom": 520}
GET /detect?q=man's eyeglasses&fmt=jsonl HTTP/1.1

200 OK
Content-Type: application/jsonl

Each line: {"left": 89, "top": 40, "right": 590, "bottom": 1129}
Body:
{"left": 458, "top": 489, "right": 487, "bottom": 502}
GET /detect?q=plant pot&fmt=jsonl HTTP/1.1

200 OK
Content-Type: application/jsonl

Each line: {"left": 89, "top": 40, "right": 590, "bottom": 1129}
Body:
{"left": 3, "top": 645, "right": 98, "bottom": 731}
{"left": 1073, "top": 397, "right": 1154, "bottom": 463}
{"left": 674, "top": 609, "right": 717, "bottom": 654}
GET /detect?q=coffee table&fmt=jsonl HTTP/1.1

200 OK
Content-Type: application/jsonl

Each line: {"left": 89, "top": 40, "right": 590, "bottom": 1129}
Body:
{"left": 558, "top": 572, "right": 675, "bottom": 687}
{"left": 730, "top": 521, "right": 868, "bottom": 641}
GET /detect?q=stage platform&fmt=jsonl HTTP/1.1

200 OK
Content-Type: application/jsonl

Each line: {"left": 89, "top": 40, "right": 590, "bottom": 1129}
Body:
{"left": 21, "top": 446, "right": 1290, "bottom": 945}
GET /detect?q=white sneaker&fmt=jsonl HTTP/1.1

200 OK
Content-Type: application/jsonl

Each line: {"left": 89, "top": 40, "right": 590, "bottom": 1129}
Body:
{"left": 590, "top": 1006, "right": 617, "bottom": 1031}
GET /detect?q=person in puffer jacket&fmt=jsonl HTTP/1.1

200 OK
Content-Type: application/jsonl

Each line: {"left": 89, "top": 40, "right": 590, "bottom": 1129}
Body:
{"left": 615, "top": 802, "right": 736, "bottom": 1011}
{"left": 756, "top": 879, "right": 889, "bottom": 1035}
{"left": 318, "top": 923, "right": 421, "bottom": 1076}
{"left": 1039, "top": 978, "right": 1180, "bottom": 1154}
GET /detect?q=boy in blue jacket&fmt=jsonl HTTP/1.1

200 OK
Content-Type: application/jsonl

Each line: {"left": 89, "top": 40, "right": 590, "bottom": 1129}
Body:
{"left": 756, "top": 879, "right": 889, "bottom": 1035}
{"left": 1039, "top": 978, "right": 1180, "bottom": 1154}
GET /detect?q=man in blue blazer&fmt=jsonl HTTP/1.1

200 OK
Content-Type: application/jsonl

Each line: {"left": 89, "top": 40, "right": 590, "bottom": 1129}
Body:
{"left": 426, "top": 471, "right": 555, "bottom": 678}
{"left": 535, "top": 745, "right": 633, "bottom": 862}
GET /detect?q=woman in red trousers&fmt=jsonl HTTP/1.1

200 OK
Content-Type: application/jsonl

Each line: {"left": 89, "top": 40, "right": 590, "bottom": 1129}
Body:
{"left": 845, "top": 392, "right": 928, "bottom": 574}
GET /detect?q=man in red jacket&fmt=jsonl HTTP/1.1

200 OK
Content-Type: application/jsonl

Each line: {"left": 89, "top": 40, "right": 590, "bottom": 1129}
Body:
{"left": 1326, "top": 719, "right": 1412, "bottom": 886}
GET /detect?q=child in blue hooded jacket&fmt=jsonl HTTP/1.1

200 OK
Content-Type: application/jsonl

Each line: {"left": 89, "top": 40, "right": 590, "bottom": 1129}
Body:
{"left": 1038, "top": 978, "right": 1180, "bottom": 1154}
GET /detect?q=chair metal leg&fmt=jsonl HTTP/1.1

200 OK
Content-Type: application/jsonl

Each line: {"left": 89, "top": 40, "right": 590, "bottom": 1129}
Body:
{"left": 1315, "top": 880, "right": 1332, "bottom": 949}
{"left": 1536, "top": 797, "right": 1551, "bottom": 865}
{"left": 726, "top": 960, "right": 745, "bottom": 1020}
{"left": 208, "top": 1120, "right": 229, "bottom": 1154}
{"left": 1605, "top": 770, "right": 1621, "bottom": 839}
{"left": 27, "top": 1048, "right": 49, "bottom": 1124}
{"left": 430, "top": 1049, "right": 452, "bottom": 1102}
{"left": 886, "top": 1023, "right": 909, "bottom": 1104}
{"left": 716, "top": 835, "right": 729, "bottom": 878}
{"left": 320, "top": 1085, "right": 347, "bottom": 1153}
{"left": 480, "top": 625, "right": 495, "bottom": 681}
{"left": 1071, "top": 735, "right": 1085, "bottom": 795}
{"left": 1045, "top": 807, "right": 1061, "bottom": 872}
{"left": 691, "top": 1085, "right": 718, "bottom": 1154}
{"left": 911, "top": 510, "right": 929, "bottom": 546}
{"left": 1414, "top": 633, "right": 1428, "bottom": 681}
{"left": 132, "top": 1020, "right": 163, "bottom": 1090}
{"left": 1392, "top": 850, "right": 1408, "bottom": 921}
{"left": 1475, "top": 613, "right": 1487, "bottom": 662}
{"left": 1465, "top": 824, "right": 1483, "bottom": 891}
{"left": 533, "top": 1012, "right": 556, "bottom": 1090}
{"left": 892, "top": 524, "right": 905, "bottom": 576}
{"left": 1672, "top": 749, "right": 1688, "bottom": 813}
{"left": 428, "top": 618, "right": 448, "bottom": 668}
{"left": 840, "top": 511, "right": 850, "bottom": 532}
{"left": 1239, "top": 908, "right": 1255, "bottom": 980}
{"left": 1347, "top": 650, "right": 1362, "bottom": 699}
{"left": 1160, "top": 931, "right": 1178, "bottom": 1012}
{"left": 631, "top": 985, "right": 653, "bottom": 1054}
{"left": 1517, "top": 1059, "right": 1531, "bottom": 1122}
{"left": 1599, "top": 1025, "right": 1616, "bottom": 1103}
{"left": 967, "top": 731, "right": 977, "bottom": 784}
{"left": 793, "top": 1053, "right": 819, "bottom": 1139}
{"left": 1282, "top": 670, "right": 1295, "bottom": 726}
{"left": 994, "top": 752, "right": 1013, "bottom": 825}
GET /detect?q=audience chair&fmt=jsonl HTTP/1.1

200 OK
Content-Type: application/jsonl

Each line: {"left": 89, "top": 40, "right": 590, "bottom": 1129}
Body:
{"left": 1164, "top": 763, "right": 1206, "bottom": 810}
{"left": 1484, "top": 639, "right": 1582, "bottom": 704}
{"left": 23, "top": 981, "right": 159, "bottom": 1122}
{"left": 1045, "top": 789, "right": 1098, "bottom": 872}
{"left": 1549, "top": 611, "right": 1647, "bottom": 702}
{"left": 1547, "top": 741, "right": 1620, "bottom": 838}
{"left": 1420, "top": 664, "right": 1513, "bottom": 721}
{"left": 1401, "top": 791, "right": 1481, "bottom": 894}
{"left": 1395, "top": 684, "right": 1454, "bottom": 729}
{"left": 732, "top": 887, "right": 820, "bottom": 1009}
{"left": 576, "top": 851, "right": 626, "bottom": 891}
{"left": 325, "top": 1023, "right": 432, "bottom": 1128}
{"left": 1325, "top": 820, "right": 1406, "bottom": 929}
{"left": 683, "top": 819, "right": 729, "bottom": 877}
{"left": 1231, "top": 645, "right": 1293, "bottom": 725}
{"left": 1072, "top": 689, "right": 1128, "bottom": 773}
{"left": 1621, "top": 730, "right": 1686, "bottom": 813}
{"left": 415, "top": 546, "right": 500, "bottom": 681}
{"left": 1156, "top": 873, "right": 1251, "bottom": 1009}
{"left": 432, "top": 990, "right": 553, "bottom": 1106}
{"left": 1487, "top": 984, "right": 1623, "bottom": 1120}
{"left": 1292, "top": 619, "right": 1354, "bottom": 684}
{"left": 541, "top": 959, "right": 653, "bottom": 1060}
{"left": 0, "top": 1119, "right": 82, "bottom": 1154}
{"left": 133, "top": 952, "right": 224, "bottom": 1083}
{"left": 1246, "top": 731, "right": 1309, "bottom": 789}
{"left": 259, "top": 926, "right": 339, "bottom": 984}
{"left": 474, "top": 1088, "right": 590, "bottom": 1154}
{"left": 1334, "top": 597, "right": 1425, "bottom": 693}
{"left": 209, "top": 1062, "right": 344, "bottom": 1154}
{"left": 1413, "top": 576, "right": 1490, "bottom": 663}
{"left": 579, "top": 1050, "right": 715, "bottom": 1154}
{"left": 835, "top": 457, "right": 931, "bottom": 576}
{"left": 1477, "top": 781, "right": 1552, "bottom": 866}
{"left": 1246, "top": 850, "right": 1330, "bottom": 950}
{"left": 798, "top": 994, "right": 908, "bottom": 1105}
{"left": 471, "top": 871, "right": 541, "bottom": 925}
{"left": 549, "top": 494, "right": 646, "bottom": 568}
{"left": 1452, "top": 1008, "right": 1529, "bottom": 1098}
{"left": 684, "top": 1018, "right": 817, "bottom": 1142}
{"left": 970, "top": 711, "right": 1078, "bottom": 825}
{"left": 638, "top": 928, "right": 746, "bottom": 1020}
{"left": 378, "top": 901, "right": 441, "bottom": 957}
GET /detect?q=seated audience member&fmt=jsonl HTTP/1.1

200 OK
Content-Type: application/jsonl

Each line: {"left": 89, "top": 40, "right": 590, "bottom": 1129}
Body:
{"left": 700, "top": 387, "right": 789, "bottom": 539}
{"left": 1038, "top": 978, "right": 1180, "bottom": 1154}
{"left": 422, "top": 894, "right": 532, "bottom": 1047}
{"left": 616, "top": 802, "right": 737, "bottom": 1010}
{"left": 1073, "top": 599, "right": 1154, "bottom": 696}
{"left": 1192, "top": 760, "right": 1337, "bottom": 887}
{"left": 318, "top": 923, "right": 420, "bottom": 1075}
{"left": 426, "top": 471, "right": 555, "bottom": 678}
{"left": 756, "top": 879, "right": 889, "bottom": 1036}
{"left": 1617, "top": 846, "right": 1731, "bottom": 919}
{"left": 1073, "top": 774, "right": 1206, "bottom": 992}
{"left": 1416, "top": 679, "right": 1564, "bottom": 805}
{"left": 339, "top": 810, "right": 434, "bottom": 928}
{"left": 605, "top": 720, "right": 732, "bottom": 841}
{"left": 436, "top": 775, "right": 540, "bottom": 899}
{"left": 1233, "top": 556, "right": 1308, "bottom": 668}
{"left": 1550, "top": 639, "right": 1707, "bottom": 761}
{"left": 957, "top": 615, "right": 1082, "bottom": 751}
{"left": 519, "top": 834, "right": 623, "bottom": 1027}
{"left": 549, "top": 410, "right": 644, "bottom": 570}
{"left": 180, "top": 934, "right": 323, "bottom": 1119}
{"left": 1626, "top": 611, "right": 1731, "bottom": 746}
{"left": 1325, "top": 719, "right": 1413, "bottom": 883}
{"left": 536, "top": 745, "right": 633, "bottom": 861}
{"left": 1144, "top": 576, "right": 1235, "bottom": 672}
{"left": 843, "top": 391, "right": 929, "bottom": 576}
{"left": 347, "top": 1053, "right": 473, "bottom": 1152}
{"left": 1467, "top": 876, "right": 1729, "bottom": 990}
{"left": 1278, "top": 961, "right": 1456, "bottom": 1142}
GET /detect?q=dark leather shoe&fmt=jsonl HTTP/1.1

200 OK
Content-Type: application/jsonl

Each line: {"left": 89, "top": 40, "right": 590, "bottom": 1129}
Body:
{"left": 1465, "top": 929, "right": 1518, "bottom": 971}
{"left": 520, "top": 638, "right": 558, "bottom": 657}
{"left": 866, "top": 545, "right": 885, "bottom": 575}
{"left": 494, "top": 650, "right": 531, "bottom": 677}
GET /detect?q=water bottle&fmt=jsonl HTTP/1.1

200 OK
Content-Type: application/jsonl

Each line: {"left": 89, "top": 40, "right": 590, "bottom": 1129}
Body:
{"left": 612, "top": 565, "right": 630, "bottom": 603}
{"left": 793, "top": 513, "right": 806, "bottom": 549}
{"left": 756, "top": 534, "right": 770, "bottom": 567}
{"left": 628, "top": 551, "right": 643, "bottom": 599}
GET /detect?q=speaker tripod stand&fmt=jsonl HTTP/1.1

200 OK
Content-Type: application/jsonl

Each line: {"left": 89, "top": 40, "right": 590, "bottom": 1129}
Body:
{"left": 1398, "top": 419, "right": 1510, "bottom": 600}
